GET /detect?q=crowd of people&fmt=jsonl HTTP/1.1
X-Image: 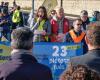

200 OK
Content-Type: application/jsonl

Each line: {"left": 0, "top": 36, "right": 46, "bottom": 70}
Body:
{"left": 0, "top": 1, "right": 23, "bottom": 41}
{"left": 60, "top": 22, "right": 100, "bottom": 80}
{"left": 0, "top": 21, "right": 100, "bottom": 80}
{"left": 0, "top": 1, "right": 100, "bottom": 43}
{"left": 0, "top": 1, "right": 100, "bottom": 80}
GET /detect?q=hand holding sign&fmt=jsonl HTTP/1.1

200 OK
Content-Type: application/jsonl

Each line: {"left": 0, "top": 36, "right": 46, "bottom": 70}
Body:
{"left": 56, "top": 33, "right": 65, "bottom": 42}
{"left": 34, "top": 30, "right": 46, "bottom": 35}
{"left": 41, "top": 30, "right": 46, "bottom": 35}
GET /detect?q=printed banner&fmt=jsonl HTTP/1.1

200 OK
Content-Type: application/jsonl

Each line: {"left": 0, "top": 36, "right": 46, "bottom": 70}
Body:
{"left": 0, "top": 42, "right": 11, "bottom": 63}
{"left": 33, "top": 42, "right": 83, "bottom": 80}
{"left": 0, "top": 42, "right": 83, "bottom": 80}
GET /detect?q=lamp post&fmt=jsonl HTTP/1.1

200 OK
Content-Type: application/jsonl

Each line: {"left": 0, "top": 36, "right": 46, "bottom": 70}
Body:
{"left": 61, "top": 0, "right": 63, "bottom": 7}
{"left": 32, "top": 0, "right": 34, "bottom": 15}
{"left": 13, "top": 0, "right": 17, "bottom": 6}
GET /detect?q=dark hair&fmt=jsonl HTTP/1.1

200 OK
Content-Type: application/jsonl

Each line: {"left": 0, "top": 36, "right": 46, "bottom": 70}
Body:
{"left": 11, "top": 27, "right": 33, "bottom": 50}
{"left": 80, "top": 10, "right": 88, "bottom": 16}
{"left": 73, "top": 18, "right": 82, "bottom": 26}
{"left": 93, "top": 11, "right": 99, "bottom": 16}
{"left": 92, "top": 11, "right": 100, "bottom": 20}
{"left": 4, "top": 2, "right": 9, "bottom": 6}
{"left": 60, "top": 65, "right": 100, "bottom": 80}
{"left": 17, "top": 6, "right": 20, "bottom": 10}
{"left": 36, "top": 6, "right": 48, "bottom": 20}
{"left": 1, "top": 1, "right": 4, "bottom": 6}
{"left": 86, "top": 22, "right": 100, "bottom": 46}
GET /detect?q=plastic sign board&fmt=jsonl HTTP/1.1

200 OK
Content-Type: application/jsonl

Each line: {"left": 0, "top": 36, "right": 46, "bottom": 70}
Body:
{"left": 33, "top": 42, "right": 83, "bottom": 80}
{"left": 0, "top": 42, "right": 83, "bottom": 80}
{"left": 0, "top": 42, "right": 11, "bottom": 63}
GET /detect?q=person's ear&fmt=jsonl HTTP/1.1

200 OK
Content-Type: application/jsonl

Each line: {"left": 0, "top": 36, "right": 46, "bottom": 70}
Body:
{"left": 85, "top": 36, "right": 89, "bottom": 45}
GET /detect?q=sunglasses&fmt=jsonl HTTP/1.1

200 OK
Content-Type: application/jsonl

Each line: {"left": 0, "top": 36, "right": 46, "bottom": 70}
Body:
{"left": 51, "top": 12, "right": 55, "bottom": 15}
{"left": 77, "top": 24, "right": 82, "bottom": 25}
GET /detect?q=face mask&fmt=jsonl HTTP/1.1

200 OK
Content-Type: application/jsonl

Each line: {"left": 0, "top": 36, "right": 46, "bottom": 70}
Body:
{"left": 53, "top": 15, "right": 57, "bottom": 21}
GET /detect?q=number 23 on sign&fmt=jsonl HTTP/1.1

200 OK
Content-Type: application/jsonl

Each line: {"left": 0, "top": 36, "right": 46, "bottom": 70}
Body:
{"left": 52, "top": 46, "right": 67, "bottom": 57}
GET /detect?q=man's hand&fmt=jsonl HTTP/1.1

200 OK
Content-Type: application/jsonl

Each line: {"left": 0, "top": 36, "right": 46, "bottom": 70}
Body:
{"left": 56, "top": 33, "right": 65, "bottom": 42}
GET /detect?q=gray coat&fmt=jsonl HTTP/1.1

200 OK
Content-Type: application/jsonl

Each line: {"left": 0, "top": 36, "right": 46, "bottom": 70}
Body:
{"left": 70, "top": 49, "right": 100, "bottom": 73}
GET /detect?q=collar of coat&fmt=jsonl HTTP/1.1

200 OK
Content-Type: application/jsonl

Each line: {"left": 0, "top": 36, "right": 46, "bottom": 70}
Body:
{"left": 11, "top": 49, "right": 37, "bottom": 63}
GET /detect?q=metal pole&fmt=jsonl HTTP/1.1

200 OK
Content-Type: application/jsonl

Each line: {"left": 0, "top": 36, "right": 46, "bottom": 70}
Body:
{"left": 32, "top": 0, "right": 34, "bottom": 15}
{"left": 13, "top": 0, "right": 16, "bottom": 7}
{"left": 61, "top": 0, "right": 63, "bottom": 7}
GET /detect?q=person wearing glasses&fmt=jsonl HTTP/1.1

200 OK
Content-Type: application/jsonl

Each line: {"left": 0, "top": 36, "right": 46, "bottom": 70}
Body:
{"left": 50, "top": 7, "right": 69, "bottom": 42}
{"left": 63, "top": 18, "right": 88, "bottom": 54}
{"left": 62, "top": 22, "right": 100, "bottom": 76}
{"left": 48, "top": 10, "right": 57, "bottom": 20}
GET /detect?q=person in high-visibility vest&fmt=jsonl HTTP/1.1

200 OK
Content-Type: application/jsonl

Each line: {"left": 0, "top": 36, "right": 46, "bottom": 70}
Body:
{"left": 64, "top": 18, "right": 88, "bottom": 54}
{"left": 29, "top": 6, "right": 51, "bottom": 42}
{"left": 12, "top": 5, "right": 22, "bottom": 30}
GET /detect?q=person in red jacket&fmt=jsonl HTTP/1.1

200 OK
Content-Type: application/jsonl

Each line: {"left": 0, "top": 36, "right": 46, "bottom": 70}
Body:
{"left": 50, "top": 7, "right": 69, "bottom": 42}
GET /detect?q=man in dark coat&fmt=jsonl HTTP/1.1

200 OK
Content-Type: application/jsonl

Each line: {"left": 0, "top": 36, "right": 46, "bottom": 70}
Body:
{"left": 0, "top": 27, "right": 53, "bottom": 80}
{"left": 80, "top": 10, "right": 90, "bottom": 31}
{"left": 65, "top": 22, "right": 100, "bottom": 74}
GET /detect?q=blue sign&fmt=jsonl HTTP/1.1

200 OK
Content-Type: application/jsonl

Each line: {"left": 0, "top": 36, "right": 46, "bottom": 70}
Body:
{"left": 33, "top": 42, "right": 83, "bottom": 80}
{"left": 0, "top": 42, "right": 83, "bottom": 80}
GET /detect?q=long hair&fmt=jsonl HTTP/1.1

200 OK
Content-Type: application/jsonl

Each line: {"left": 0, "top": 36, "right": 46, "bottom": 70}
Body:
{"left": 36, "top": 6, "right": 48, "bottom": 20}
